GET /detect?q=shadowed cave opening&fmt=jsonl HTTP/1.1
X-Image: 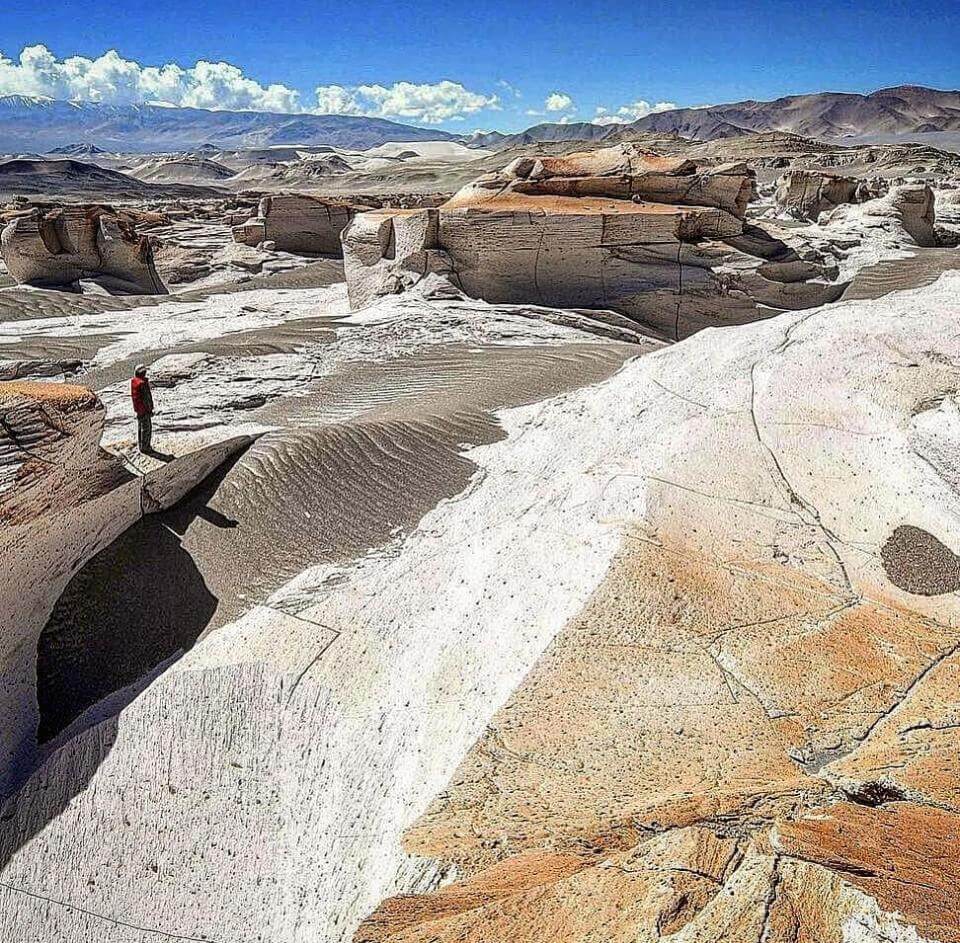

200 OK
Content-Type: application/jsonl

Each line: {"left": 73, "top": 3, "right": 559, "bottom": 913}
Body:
{"left": 35, "top": 453, "right": 244, "bottom": 743}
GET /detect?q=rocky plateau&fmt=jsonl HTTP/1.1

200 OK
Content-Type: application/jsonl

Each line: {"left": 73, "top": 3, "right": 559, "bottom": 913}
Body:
{"left": 0, "top": 98, "right": 958, "bottom": 943}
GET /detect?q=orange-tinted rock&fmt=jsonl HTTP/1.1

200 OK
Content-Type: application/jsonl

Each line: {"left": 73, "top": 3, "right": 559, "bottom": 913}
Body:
{"left": 776, "top": 802, "right": 960, "bottom": 942}
{"left": 343, "top": 144, "right": 845, "bottom": 339}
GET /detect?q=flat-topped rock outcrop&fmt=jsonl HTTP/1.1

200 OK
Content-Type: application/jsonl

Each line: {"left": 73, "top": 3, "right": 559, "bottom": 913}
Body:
{"left": 232, "top": 193, "right": 356, "bottom": 255}
{"left": 343, "top": 144, "right": 847, "bottom": 339}
{"left": 0, "top": 204, "right": 168, "bottom": 294}
{"left": 774, "top": 168, "right": 863, "bottom": 220}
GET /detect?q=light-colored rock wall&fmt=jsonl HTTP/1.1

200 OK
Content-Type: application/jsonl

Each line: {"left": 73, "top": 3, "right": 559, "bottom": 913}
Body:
{"left": 774, "top": 168, "right": 860, "bottom": 220}
{"left": 823, "top": 183, "right": 939, "bottom": 247}
{"left": 0, "top": 206, "right": 167, "bottom": 294}
{"left": 232, "top": 193, "right": 355, "bottom": 254}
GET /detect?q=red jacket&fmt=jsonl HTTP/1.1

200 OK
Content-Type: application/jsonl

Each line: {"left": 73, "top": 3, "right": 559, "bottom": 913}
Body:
{"left": 131, "top": 376, "right": 154, "bottom": 417}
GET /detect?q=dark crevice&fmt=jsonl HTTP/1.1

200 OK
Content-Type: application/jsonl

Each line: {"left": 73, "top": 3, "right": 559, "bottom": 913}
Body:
{"left": 840, "top": 779, "right": 910, "bottom": 808}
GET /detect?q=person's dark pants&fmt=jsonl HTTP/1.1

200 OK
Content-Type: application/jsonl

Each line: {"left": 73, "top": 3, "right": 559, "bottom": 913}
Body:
{"left": 137, "top": 414, "right": 153, "bottom": 453}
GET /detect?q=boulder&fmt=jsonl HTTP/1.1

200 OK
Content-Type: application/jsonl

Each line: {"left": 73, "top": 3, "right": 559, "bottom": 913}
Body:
{"left": 232, "top": 193, "right": 355, "bottom": 255}
{"left": 0, "top": 205, "right": 167, "bottom": 294}
{"left": 774, "top": 169, "right": 860, "bottom": 220}
{"left": 343, "top": 144, "right": 846, "bottom": 340}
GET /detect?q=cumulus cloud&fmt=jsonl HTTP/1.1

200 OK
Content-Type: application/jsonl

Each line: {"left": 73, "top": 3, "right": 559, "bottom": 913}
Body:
{"left": 0, "top": 44, "right": 302, "bottom": 111}
{"left": 0, "top": 44, "right": 501, "bottom": 124}
{"left": 593, "top": 99, "right": 677, "bottom": 125}
{"left": 314, "top": 80, "right": 499, "bottom": 124}
{"left": 545, "top": 91, "right": 574, "bottom": 112}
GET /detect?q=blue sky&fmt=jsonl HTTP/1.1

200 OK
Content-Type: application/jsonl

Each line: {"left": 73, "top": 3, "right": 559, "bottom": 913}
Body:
{"left": 1, "top": 0, "right": 959, "bottom": 130}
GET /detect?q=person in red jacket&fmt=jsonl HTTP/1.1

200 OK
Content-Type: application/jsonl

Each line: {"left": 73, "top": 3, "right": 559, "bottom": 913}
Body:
{"left": 131, "top": 364, "right": 155, "bottom": 453}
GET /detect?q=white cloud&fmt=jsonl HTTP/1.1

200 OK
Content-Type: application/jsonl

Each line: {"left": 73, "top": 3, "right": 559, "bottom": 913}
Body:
{"left": 0, "top": 44, "right": 501, "bottom": 124}
{"left": 314, "top": 80, "right": 499, "bottom": 124}
{"left": 314, "top": 84, "right": 363, "bottom": 116}
{"left": 545, "top": 91, "right": 573, "bottom": 112}
{"left": 593, "top": 99, "right": 677, "bottom": 125}
{"left": 497, "top": 79, "right": 522, "bottom": 99}
{"left": 0, "top": 44, "right": 302, "bottom": 112}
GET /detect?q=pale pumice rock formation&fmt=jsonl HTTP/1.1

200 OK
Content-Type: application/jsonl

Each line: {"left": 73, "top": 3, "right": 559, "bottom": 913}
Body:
{"left": 773, "top": 168, "right": 861, "bottom": 221}
{"left": 355, "top": 271, "right": 960, "bottom": 943}
{"left": 934, "top": 187, "right": 960, "bottom": 246}
{"left": 0, "top": 380, "right": 253, "bottom": 794}
{"left": 342, "top": 143, "right": 847, "bottom": 340}
{"left": 0, "top": 205, "right": 167, "bottom": 294}
{"left": 232, "top": 192, "right": 356, "bottom": 255}
{"left": 822, "top": 183, "right": 939, "bottom": 248}
{"left": 1, "top": 275, "right": 959, "bottom": 941}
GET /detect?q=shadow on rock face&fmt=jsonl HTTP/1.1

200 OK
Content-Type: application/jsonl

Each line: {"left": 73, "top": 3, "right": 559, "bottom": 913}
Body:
{"left": 0, "top": 450, "right": 243, "bottom": 875}
{"left": 35, "top": 452, "right": 245, "bottom": 744}
{"left": 881, "top": 524, "right": 960, "bottom": 596}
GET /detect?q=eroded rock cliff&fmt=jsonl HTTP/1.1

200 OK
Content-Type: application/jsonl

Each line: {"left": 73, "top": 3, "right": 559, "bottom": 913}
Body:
{"left": 0, "top": 380, "right": 252, "bottom": 794}
{"left": 343, "top": 144, "right": 848, "bottom": 339}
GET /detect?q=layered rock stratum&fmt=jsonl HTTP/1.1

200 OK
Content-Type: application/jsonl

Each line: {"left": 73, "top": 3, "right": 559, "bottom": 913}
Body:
{"left": 0, "top": 204, "right": 168, "bottom": 294}
{"left": 343, "top": 144, "right": 849, "bottom": 339}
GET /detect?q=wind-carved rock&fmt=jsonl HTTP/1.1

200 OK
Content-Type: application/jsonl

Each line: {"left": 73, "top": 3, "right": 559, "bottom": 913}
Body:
{"left": 343, "top": 144, "right": 846, "bottom": 340}
{"left": 822, "top": 183, "right": 939, "bottom": 247}
{"left": 0, "top": 205, "right": 167, "bottom": 294}
{"left": 0, "top": 380, "right": 252, "bottom": 794}
{"left": 232, "top": 193, "right": 356, "bottom": 255}
{"left": 935, "top": 187, "right": 960, "bottom": 246}
{"left": 774, "top": 169, "right": 862, "bottom": 221}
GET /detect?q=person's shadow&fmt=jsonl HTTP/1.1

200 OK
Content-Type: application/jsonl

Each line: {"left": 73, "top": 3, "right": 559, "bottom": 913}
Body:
{"left": 142, "top": 447, "right": 176, "bottom": 462}
{"left": 195, "top": 505, "right": 238, "bottom": 528}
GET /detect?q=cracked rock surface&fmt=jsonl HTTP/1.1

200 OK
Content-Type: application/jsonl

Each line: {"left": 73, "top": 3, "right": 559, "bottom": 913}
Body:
{"left": 357, "top": 271, "right": 960, "bottom": 943}
{"left": 0, "top": 272, "right": 958, "bottom": 941}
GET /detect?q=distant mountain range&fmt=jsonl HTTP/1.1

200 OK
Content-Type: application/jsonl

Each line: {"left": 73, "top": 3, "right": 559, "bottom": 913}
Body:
{"left": 468, "top": 85, "right": 960, "bottom": 149}
{"left": 0, "top": 97, "right": 455, "bottom": 153}
{"left": 1, "top": 86, "right": 958, "bottom": 156}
